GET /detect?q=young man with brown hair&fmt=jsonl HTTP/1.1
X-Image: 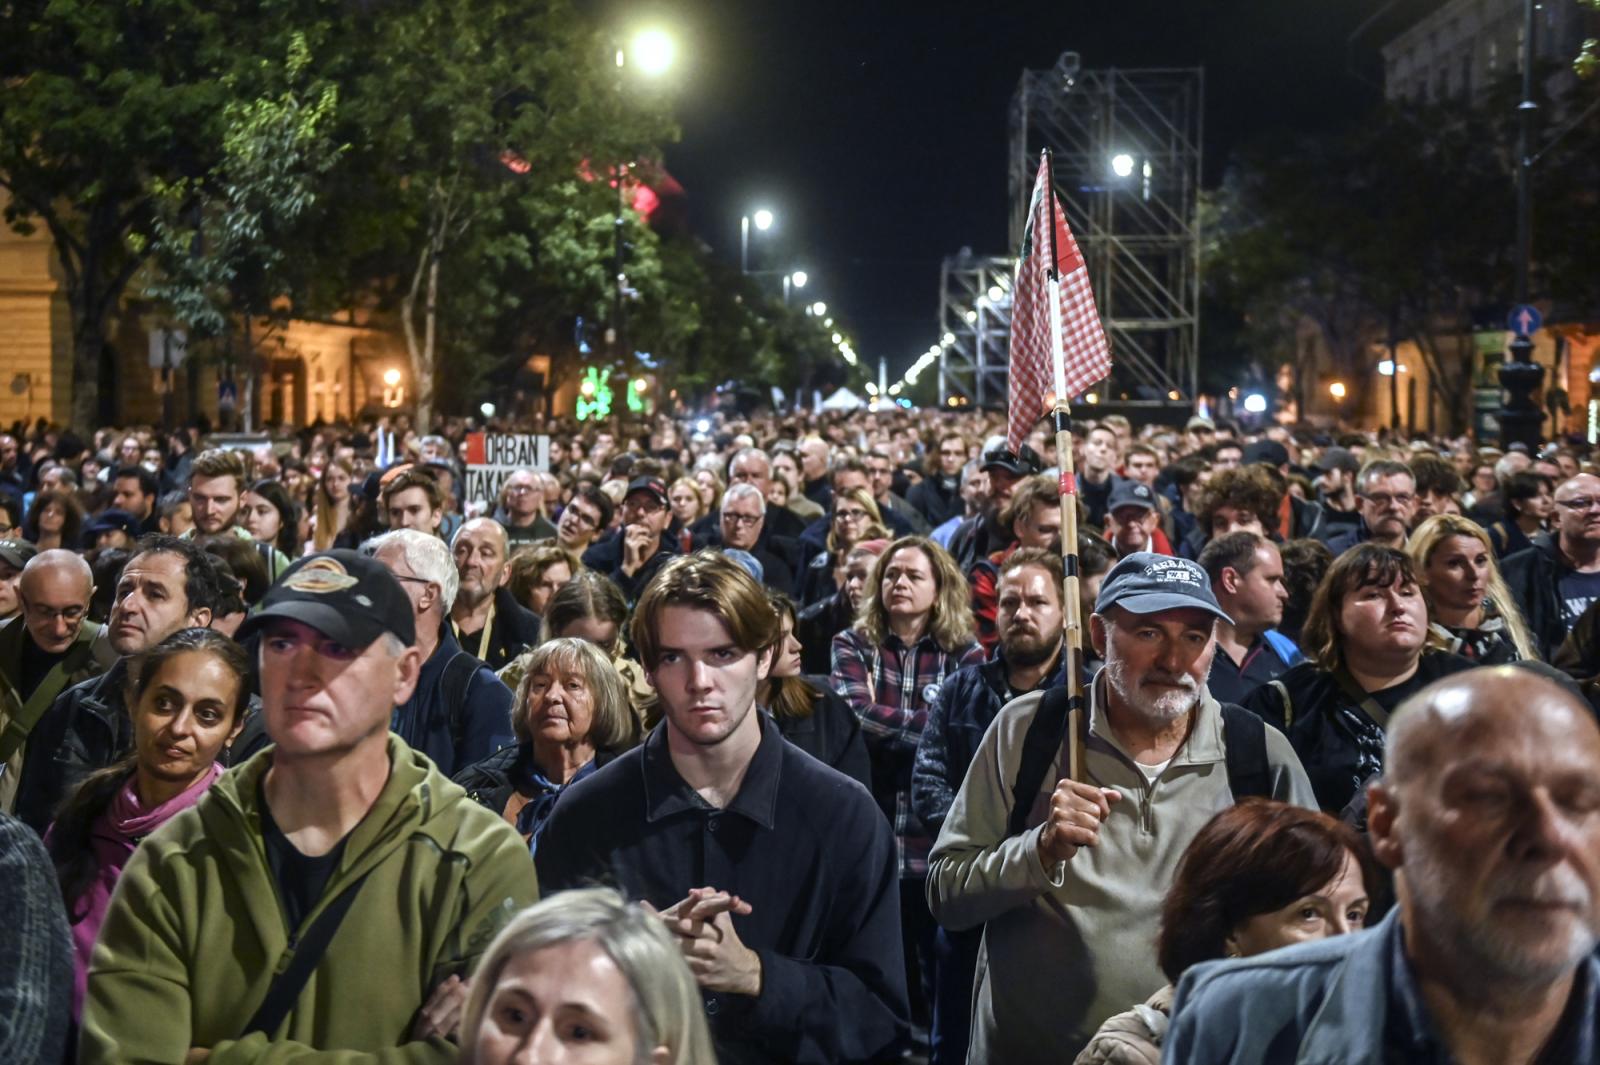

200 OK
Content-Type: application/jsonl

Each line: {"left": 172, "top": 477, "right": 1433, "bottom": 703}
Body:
{"left": 537, "top": 551, "right": 910, "bottom": 1064}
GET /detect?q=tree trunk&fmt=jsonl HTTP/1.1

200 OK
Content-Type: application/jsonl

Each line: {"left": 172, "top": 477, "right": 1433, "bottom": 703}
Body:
{"left": 69, "top": 311, "right": 104, "bottom": 432}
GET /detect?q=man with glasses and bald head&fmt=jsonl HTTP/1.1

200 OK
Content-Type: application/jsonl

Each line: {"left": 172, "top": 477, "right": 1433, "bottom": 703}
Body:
{"left": 1504, "top": 472, "right": 1600, "bottom": 659}
{"left": 0, "top": 550, "right": 109, "bottom": 811}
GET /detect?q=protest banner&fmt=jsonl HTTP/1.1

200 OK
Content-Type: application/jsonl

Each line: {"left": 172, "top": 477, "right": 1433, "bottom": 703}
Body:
{"left": 462, "top": 432, "right": 550, "bottom": 509}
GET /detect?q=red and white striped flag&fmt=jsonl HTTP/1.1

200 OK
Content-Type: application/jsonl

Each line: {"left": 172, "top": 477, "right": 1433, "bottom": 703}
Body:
{"left": 1007, "top": 152, "right": 1111, "bottom": 452}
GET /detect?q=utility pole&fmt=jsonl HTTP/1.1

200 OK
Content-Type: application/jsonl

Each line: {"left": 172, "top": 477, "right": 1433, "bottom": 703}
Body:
{"left": 1498, "top": 0, "right": 1544, "bottom": 448}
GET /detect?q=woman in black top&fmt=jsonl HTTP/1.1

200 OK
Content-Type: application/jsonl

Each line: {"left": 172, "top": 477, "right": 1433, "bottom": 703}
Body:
{"left": 1241, "top": 544, "right": 1474, "bottom": 816}
{"left": 760, "top": 593, "right": 872, "bottom": 789}
{"left": 1410, "top": 514, "right": 1536, "bottom": 665}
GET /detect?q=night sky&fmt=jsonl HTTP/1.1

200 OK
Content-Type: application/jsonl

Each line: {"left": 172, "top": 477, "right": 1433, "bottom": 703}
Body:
{"left": 602, "top": 0, "right": 1436, "bottom": 381}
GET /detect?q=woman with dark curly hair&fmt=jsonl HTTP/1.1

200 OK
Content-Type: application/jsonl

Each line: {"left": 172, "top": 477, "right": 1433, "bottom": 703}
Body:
{"left": 1075, "top": 799, "right": 1375, "bottom": 1064}
{"left": 23, "top": 488, "right": 85, "bottom": 551}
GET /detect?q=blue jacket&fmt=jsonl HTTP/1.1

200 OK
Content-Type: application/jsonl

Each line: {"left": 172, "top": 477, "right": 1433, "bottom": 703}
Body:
{"left": 390, "top": 625, "right": 515, "bottom": 777}
{"left": 911, "top": 648, "right": 1067, "bottom": 836}
{"left": 1164, "top": 909, "right": 1600, "bottom": 1064}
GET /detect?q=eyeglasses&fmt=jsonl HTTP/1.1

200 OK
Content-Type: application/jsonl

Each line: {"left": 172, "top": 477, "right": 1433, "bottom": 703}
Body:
{"left": 24, "top": 602, "right": 87, "bottom": 623}
{"left": 562, "top": 506, "right": 601, "bottom": 530}
{"left": 1361, "top": 492, "right": 1414, "bottom": 508}
{"left": 723, "top": 512, "right": 763, "bottom": 527}
{"left": 506, "top": 483, "right": 539, "bottom": 495}
{"left": 625, "top": 497, "right": 666, "bottom": 515}
{"left": 1557, "top": 497, "right": 1600, "bottom": 511}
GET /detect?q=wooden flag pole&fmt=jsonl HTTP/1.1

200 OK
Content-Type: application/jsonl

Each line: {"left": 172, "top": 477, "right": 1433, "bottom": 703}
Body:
{"left": 1043, "top": 148, "right": 1087, "bottom": 782}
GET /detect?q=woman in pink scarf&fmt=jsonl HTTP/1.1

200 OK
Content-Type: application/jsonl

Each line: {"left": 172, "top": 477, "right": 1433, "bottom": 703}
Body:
{"left": 45, "top": 628, "right": 249, "bottom": 1020}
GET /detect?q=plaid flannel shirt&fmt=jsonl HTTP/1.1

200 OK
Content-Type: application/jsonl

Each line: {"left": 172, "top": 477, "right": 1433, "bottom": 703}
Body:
{"left": 831, "top": 627, "right": 985, "bottom": 878}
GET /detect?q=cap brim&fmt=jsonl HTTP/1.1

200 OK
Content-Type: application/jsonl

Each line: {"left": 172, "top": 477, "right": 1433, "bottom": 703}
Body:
{"left": 1105, "top": 592, "right": 1233, "bottom": 627}
{"left": 236, "top": 600, "right": 385, "bottom": 648}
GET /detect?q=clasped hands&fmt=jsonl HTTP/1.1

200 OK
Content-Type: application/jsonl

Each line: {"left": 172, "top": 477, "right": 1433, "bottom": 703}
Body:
{"left": 645, "top": 886, "right": 763, "bottom": 998}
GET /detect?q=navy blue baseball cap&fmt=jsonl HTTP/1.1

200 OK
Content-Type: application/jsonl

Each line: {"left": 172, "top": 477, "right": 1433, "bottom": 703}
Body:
{"left": 1093, "top": 552, "right": 1232, "bottom": 624}
{"left": 1107, "top": 480, "right": 1158, "bottom": 514}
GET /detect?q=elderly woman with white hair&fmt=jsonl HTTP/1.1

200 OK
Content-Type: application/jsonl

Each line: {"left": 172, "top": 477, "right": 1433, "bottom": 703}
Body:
{"left": 453, "top": 637, "right": 636, "bottom": 852}
{"left": 461, "top": 887, "right": 716, "bottom": 1065}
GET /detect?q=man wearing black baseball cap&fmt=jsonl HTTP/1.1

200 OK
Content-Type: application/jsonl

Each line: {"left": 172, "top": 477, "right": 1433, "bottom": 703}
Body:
{"left": 928, "top": 551, "right": 1314, "bottom": 1063}
{"left": 81, "top": 549, "right": 536, "bottom": 1063}
{"left": 580, "top": 474, "right": 679, "bottom": 600}
{"left": 947, "top": 444, "right": 1044, "bottom": 573}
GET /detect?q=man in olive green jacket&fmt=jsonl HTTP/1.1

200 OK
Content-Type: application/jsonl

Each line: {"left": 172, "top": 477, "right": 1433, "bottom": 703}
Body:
{"left": 0, "top": 549, "right": 109, "bottom": 812}
{"left": 81, "top": 550, "right": 536, "bottom": 1064}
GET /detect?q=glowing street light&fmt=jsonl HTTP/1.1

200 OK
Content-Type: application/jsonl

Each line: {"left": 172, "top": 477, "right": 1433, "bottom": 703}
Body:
{"left": 741, "top": 208, "right": 775, "bottom": 274}
{"left": 382, "top": 368, "right": 402, "bottom": 387}
{"left": 1111, "top": 153, "right": 1136, "bottom": 178}
{"left": 1242, "top": 393, "right": 1268, "bottom": 414}
{"left": 790, "top": 270, "right": 807, "bottom": 289}
{"left": 1329, "top": 381, "right": 1347, "bottom": 399}
{"left": 811, "top": 301, "right": 827, "bottom": 316}
{"left": 626, "top": 29, "right": 676, "bottom": 77}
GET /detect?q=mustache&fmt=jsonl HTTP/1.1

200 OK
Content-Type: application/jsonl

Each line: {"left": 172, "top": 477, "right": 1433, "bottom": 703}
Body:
{"left": 1495, "top": 865, "right": 1592, "bottom": 910}
{"left": 1141, "top": 671, "right": 1197, "bottom": 689}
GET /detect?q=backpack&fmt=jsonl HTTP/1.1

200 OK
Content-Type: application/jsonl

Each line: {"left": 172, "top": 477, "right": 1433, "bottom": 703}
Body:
{"left": 1005, "top": 685, "right": 1272, "bottom": 837}
{"left": 440, "top": 650, "right": 482, "bottom": 743}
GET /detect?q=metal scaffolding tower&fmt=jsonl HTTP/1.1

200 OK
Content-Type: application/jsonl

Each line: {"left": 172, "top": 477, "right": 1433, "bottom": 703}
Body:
{"left": 936, "top": 252, "right": 1014, "bottom": 408}
{"left": 939, "top": 54, "right": 1202, "bottom": 408}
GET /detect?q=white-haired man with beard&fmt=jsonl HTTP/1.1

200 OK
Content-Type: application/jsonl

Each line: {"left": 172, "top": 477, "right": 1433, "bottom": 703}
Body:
{"left": 926, "top": 552, "right": 1315, "bottom": 1063}
{"left": 1167, "top": 665, "right": 1600, "bottom": 1065}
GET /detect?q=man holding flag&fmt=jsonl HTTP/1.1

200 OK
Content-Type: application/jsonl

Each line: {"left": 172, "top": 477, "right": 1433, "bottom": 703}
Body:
{"left": 924, "top": 153, "right": 1316, "bottom": 1062}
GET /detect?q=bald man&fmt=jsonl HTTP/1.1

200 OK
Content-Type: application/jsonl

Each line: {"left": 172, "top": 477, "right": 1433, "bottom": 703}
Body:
{"left": 1168, "top": 666, "right": 1600, "bottom": 1064}
{"left": 1504, "top": 472, "right": 1600, "bottom": 659}
{"left": 448, "top": 518, "right": 541, "bottom": 671}
{"left": 0, "top": 550, "right": 109, "bottom": 811}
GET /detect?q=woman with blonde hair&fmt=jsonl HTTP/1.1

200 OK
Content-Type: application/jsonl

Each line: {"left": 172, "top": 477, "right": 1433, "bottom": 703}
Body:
{"left": 454, "top": 637, "right": 635, "bottom": 851}
{"left": 311, "top": 456, "right": 355, "bottom": 551}
{"left": 1409, "top": 513, "right": 1536, "bottom": 663}
{"left": 461, "top": 887, "right": 716, "bottom": 1065}
{"left": 799, "top": 485, "right": 890, "bottom": 606}
{"left": 830, "top": 534, "right": 983, "bottom": 1026}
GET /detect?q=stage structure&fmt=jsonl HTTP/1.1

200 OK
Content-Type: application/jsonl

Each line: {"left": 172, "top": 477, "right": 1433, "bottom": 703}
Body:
{"left": 938, "top": 54, "right": 1203, "bottom": 408}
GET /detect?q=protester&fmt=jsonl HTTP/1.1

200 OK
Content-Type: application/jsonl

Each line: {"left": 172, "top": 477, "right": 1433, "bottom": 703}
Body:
{"left": 582, "top": 475, "right": 679, "bottom": 601}
{"left": 868, "top": 448, "right": 931, "bottom": 535}
{"left": 968, "top": 475, "right": 1061, "bottom": 652}
{"left": 241, "top": 478, "right": 301, "bottom": 560}
{"left": 1241, "top": 543, "right": 1474, "bottom": 815}
{"left": 0, "top": 549, "right": 106, "bottom": 812}
{"left": 553, "top": 483, "right": 614, "bottom": 558}
{"left": 497, "top": 469, "right": 558, "bottom": 545}
{"left": 45, "top": 628, "right": 248, "bottom": 1020}
{"left": 0, "top": 538, "right": 36, "bottom": 622}
{"left": 947, "top": 445, "right": 1043, "bottom": 572}
{"left": 832, "top": 535, "right": 985, "bottom": 1039}
{"left": 1186, "top": 465, "right": 1282, "bottom": 558}
{"left": 1199, "top": 532, "right": 1297, "bottom": 704}
{"left": 311, "top": 457, "right": 354, "bottom": 551}
{"left": 1103, "top": 479, "right": 1167, "bottom": 559}
{"left": 382, "top": 465, "right": 447, "bottom": 537}
{"left": 371, "top": 529, "right": 516, "bottom": 777}
{"left": 79, "top": 550, "right": 537, "bottom": 1063}
{"left": 186, "top": 448, "right": 290, "bottom": 578}
{"left": 1323, "top": 459, "right": 1416, "bottom": 554}
{"left": 450, "top": 517, "right": 543, "bottom": 671}
{"left": 926, "top": 552, "right": 1314, "bottom": 1062}
{"left": 454, "top": 637, "right": 634, "bottom": 850}
{"left": 1503, "top": 472, "right": 1600, "bottom": 659}
{"left": 14, "top": 535, "right": 223, "bottom": 830}
{"left": 913, "top": 547, "right": 1068, "bottom": 1065}
{"left": 798, "top": 485, "right": 888, "bottom": 606}
{"left": 758, "top": 592, "right": 871, "bottom": 789}
{"left": 507, "top": 543, "right": 579, "bottom": 618}
{"left": 460, "top": 887, "right": 716, "bottom": 1065}
{"left": 1486, "top": 469, "right": 1553, "bottom": 558}
{"left": 1310, "top": 446, "right": 1361, "bottom": 540}
{"left": 715, "top": 483, "right": 796, "bottom": 595}
{"left": 1168, "top": 667, "right": 1600, "bottom": 1064}
{"left": 82, "top": 508, "right": 139, "bottom": 552}
{"left": 537, "top": 551, "right": 911, "bottom": 1063}
{"left": 23, "top": 488, "right": 83, "bottom": 551}
{"left": 1410, "top": 513, "right": 1536, "bottom": 664}
{"left": 795, "top": 537, "right": 887, "bottom": 675}
{"left": 908, "top": 431, "right": 970, "bottom": 528}
{"left": 1077, "top": 423, "right": 1121, "bottom": 528}
{"left": 668, "top": 475, "right": 705, "bottom": 531}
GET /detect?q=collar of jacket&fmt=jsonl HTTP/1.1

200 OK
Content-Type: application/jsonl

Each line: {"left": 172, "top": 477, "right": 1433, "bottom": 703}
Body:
{"left": 640, "top": 713, "right": 782, "bottom": 830}
{"left": 200, "top": 733, "right": 460, "bottom": 934}
{"left": 0, "top": 614, "right": 109, "bottom": 686}
{"left": 979, "top": 645, "right": 1068, "bottom": 696}
{"left": 1296, "top": 909, "right": 1411, "bottom": 1063}
{"left": 1084, "top": 668, "right": 1227, "bottom": 770}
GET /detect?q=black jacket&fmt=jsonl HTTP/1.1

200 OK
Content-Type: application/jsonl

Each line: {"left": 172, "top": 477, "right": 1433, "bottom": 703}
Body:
{"left": 906, "top": 474, "right": 962, "bottom": 528}
{"left": 1240, "top": 651, "right": 1474, "bottom": 815}
{"left": 453, "top": 741, "right": 618, "bottom": 846}
{"left": 581, "top": 527, "right": 679, "bottom": 602}
{"left": 454, "top": 585, "right": 544, "bottom": 672}
{"left": 537, "top": 715, "right": 910, "bottom": 1064}
{"left": 911, "top": 649, "right": 1067, "bottom": 836}
{"left": 773, "top": 682, "right": 872, "bottom": 791}
{"left": 392, "top": 626, "right": 516, "bottom": 778}
{"left": 1501, "top": 532, "right": 1574, "bottom": 660}
{"left": 796, "top": 592, "right": 855, "bottom": 675}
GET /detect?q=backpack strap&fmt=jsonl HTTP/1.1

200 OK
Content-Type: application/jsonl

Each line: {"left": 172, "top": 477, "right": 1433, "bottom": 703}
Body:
{"left": 1219, "top": 703, "right": 1273, "bottom": 800}
{"left": 241, "top": 868, "right": 374, "bottom": 1038}
{"left": 1265, "top": 679, "right": 1294, "bottom": 730}
{"left": 1007, "top": 685, "right": 1074, "bottom": 838}
{"left": 441, "top": 651, "right": 482, "bottom": 742}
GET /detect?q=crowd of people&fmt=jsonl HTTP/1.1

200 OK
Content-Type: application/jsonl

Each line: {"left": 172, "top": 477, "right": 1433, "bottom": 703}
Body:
{"left": 1, "top": 405, "right": 1599, "bottom": 1064}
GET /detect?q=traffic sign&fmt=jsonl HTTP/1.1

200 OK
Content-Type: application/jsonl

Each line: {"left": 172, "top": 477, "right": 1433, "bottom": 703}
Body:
{"left": 1508, "top": 304, "right": 1542, "bottom": 337}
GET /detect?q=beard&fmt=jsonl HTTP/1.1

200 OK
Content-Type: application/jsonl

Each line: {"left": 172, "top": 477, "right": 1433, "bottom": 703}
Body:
{"left": 1103, "top": 658, "right": 1200, "bottom": 726}
{"left": 1002, "top": 627, "right": 1060, "bottom": 669}
{"left": 1404, "top": 824, "right": 1599, "bottom": 987}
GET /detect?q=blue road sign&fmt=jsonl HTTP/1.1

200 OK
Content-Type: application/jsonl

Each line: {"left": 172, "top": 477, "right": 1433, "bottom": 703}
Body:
{"left": 1508, "top": 304, "right": 1542, "bottom": 337}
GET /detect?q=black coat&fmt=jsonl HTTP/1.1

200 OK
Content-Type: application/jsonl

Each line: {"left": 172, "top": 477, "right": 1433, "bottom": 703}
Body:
{"left": 581, "top": 527, "right": 679, "bottom": 602}
{"left": 773, "top": 682, "right": 871, "bottom": 791}
{"left": 796, "top": 592, "right": 854, "bottom": 676}
{"left": 1501, "top": 532, "right": 1573, "bottom": 660}
{"left": 454, "top": 585, "right": 544, "bottom": 672}
{"left": 906, "top": 474, "right": 962, "bottom": 528}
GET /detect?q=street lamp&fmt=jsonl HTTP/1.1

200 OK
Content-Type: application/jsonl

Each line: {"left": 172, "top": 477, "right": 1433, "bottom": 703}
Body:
{"left": 611, "top": 28, "right": 678, "bottom": 367}
{"left": 1111, "top": 153, "right": 1136, "bottom": 178}
{"left": 626, "top": 28, "right": 676, "bottom": 77}
{"left": 782, "top": 270, "right": 807, "bottom": 304}
{"left": 740, "top": 208, "right": 774, "bottom": 274}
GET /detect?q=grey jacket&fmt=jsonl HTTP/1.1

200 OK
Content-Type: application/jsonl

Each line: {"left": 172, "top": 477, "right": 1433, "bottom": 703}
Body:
{"left": 926, "top": 673, "right": 1316, "bottom": 1064}
{"left": 1161, "top": 908, "right": 1600, "bottom": 1064}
